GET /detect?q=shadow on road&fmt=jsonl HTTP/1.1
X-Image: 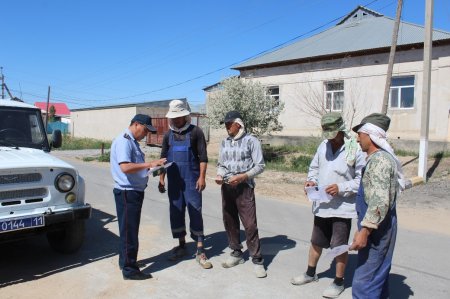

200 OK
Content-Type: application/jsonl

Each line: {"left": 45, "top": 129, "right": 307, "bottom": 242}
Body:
{"left": 138, "top": 232, "right": 296, "bottom": 273}
{"left": 0, "top": 208, "right": 119, "bottom": 288}
{"left": 261, "top": 235, "right": 296, "bottom": 268}
{"left": 319, "top": 253, "right": 413, "bottom": 297}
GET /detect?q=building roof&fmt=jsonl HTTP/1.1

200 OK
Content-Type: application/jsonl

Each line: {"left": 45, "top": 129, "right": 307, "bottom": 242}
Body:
{"left": 70, "top": 99, "right": 186, "bottom": 112}
{"left": 35, "top": 102, "right": 70, "bottom": 116}
{"left": 233, "top": 6, "right": 450, "bottom": 70}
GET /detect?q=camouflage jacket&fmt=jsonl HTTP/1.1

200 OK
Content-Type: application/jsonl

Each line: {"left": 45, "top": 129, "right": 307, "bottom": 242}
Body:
{"left": 361, "top": 150, "right": 398, "bottom": 229}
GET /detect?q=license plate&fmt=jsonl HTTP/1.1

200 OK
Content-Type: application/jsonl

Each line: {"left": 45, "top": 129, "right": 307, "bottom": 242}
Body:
{"left": 0, "top": 215, "right": 45, "bottom": 233}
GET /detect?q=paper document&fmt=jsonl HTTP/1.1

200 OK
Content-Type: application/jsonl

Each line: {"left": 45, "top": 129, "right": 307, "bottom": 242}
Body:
{"left": 305, "top": 186, "right": 333, "bottom": 203}
{"left": 147, "top": 162, "right": 173, "bottom": 176}
{"left": 324, "top": 244, "right": 351, "bottom": 260}
{"left": 207, "top": 177, "right": 229, "bottom": 184}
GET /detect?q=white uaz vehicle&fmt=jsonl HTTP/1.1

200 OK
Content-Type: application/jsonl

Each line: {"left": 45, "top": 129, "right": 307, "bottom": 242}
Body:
{"left": 0, "top": 99, "right": 91, "bottom": 253}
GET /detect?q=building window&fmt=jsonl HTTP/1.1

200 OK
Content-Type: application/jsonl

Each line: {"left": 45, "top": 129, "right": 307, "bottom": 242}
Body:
{"left": 325, "top": 81, "right": 344, "bottom": 111}
{"left": 266, "top": 86, "right": 279, "bottom": 102}
{"left": 389, "top": 76, "right": 415, "bottom": 109}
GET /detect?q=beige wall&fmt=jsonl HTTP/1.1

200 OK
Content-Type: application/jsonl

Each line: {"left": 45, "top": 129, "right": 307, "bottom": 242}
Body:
{"left": 71, "top": 107, "right": 136, "bottom": 140}
{"left": 231, "top": 45, "right": 450, "bottom": 142}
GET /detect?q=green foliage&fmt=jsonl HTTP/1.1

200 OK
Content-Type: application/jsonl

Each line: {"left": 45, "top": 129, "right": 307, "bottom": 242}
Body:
{"left": 58, "top": 135, "right": 111, "bottom": 150}
{"left": 98, "top": 151, "right": 110, "bottom": 162}
{"left": 208, "top": 77, "right": 284, "bottom": 137}
{"left": 49, "top": 105, "right": 56, "bottom": 122}
{"left": 262, "top": 144, "right": 314, "bottom": 173}
{"left": 394, "top": 149, "right": 418, "bottom": 156}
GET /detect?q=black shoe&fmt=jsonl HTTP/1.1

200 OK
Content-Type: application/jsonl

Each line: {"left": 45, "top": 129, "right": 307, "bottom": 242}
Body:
{"left": 123, "top": 271, "right": 152, "bottom": 280}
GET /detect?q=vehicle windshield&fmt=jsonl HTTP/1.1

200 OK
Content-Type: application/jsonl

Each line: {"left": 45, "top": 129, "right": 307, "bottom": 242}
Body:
{"left": 0, "top": 107, "right": 50, "bottom": 151}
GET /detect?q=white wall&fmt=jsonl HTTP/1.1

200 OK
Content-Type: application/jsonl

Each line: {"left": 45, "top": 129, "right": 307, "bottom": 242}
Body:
{"left": 71, "top": 107, "right": 136, "bottom": 140}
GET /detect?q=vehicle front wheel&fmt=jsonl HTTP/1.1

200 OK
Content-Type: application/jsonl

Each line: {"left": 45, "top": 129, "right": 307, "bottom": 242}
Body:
{"left": 47, "top": 220, "right": 85, "bottom": 254}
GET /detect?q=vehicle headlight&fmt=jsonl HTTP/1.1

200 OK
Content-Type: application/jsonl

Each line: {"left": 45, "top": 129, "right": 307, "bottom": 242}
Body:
{"left": 55, "top": 173, "right": 75, "bottom": 192}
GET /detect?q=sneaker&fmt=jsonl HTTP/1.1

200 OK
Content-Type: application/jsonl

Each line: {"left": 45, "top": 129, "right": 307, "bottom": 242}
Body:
{"left": 123, "top": 271, "right": 152, "bottom": 280}
{"left": 290, "top": 273, "right": 318, "bottom": 285}
{"left": 221, "top": 254, "right": 244, "bottom": 268}
{"left": 254, "top": 264, "right": 267, "bottom": 278}
{"left": 168, "top": 246, "right": 187, "bottom": 261}
{"left": 322, "top": 282, "right": 344, "bottom": 298}
{"left": 196, "top": 252, "right": 213, "bottom": 269}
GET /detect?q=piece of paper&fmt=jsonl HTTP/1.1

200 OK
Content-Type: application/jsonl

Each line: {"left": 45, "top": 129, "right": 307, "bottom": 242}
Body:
{"left": 207, "top": 177, "right": 230, "bottom": 184}
{"left": 147, "top": 162, "right": 173, "bottom": 176}
{"left": 324, "top": 244, "right": 351, "bottom": 260}
{"left": 305, "top": 186, "right": 333, "bottom": 203}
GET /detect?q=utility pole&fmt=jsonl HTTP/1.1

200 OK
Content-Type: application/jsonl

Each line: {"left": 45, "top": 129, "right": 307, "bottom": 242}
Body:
{"left": 418, "top": 0, "right": 434, "bottom": 180}
{"left": 381, "top": 0, "right": 403, "bottom": 114}
{"left": 1, "top": 67, "right": 4, "bottom": 99}
{"left": 45, "top": 86, "right": 51, "bottom": 129}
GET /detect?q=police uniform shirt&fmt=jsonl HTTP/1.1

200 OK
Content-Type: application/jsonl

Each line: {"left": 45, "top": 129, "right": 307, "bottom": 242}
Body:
{"left": 111, "top": 128, "right": 148, "bottom": 191}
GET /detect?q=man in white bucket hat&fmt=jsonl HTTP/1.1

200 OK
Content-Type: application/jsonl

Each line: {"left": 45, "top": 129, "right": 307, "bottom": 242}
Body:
{"left": 159, "top": 100, "right": 212, "bottom": 269}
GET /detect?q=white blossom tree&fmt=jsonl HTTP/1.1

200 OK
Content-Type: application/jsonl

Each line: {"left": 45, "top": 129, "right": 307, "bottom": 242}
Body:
{"left": 208, "top": 77, "right": 284, "bottom": 137}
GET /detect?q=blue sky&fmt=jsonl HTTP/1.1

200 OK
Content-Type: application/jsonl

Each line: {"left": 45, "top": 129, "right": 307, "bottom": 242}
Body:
{"left": 2, "top": 0, "right": 450, "bottom": 110}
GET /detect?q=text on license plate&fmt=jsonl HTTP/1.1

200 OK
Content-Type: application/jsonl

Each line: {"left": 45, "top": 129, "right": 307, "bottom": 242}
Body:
{"left": 0, "top": 215, "right": 45, "bottom": 233}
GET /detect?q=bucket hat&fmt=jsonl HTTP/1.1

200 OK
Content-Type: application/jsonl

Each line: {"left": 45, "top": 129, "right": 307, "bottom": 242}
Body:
{"left": 165, "top": 100, "right": 191, "bottom": 118}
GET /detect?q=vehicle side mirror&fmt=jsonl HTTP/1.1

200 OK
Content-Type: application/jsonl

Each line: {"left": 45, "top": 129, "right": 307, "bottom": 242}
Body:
{"left": 51, "top": 130, "right": 62, "bottom": 149}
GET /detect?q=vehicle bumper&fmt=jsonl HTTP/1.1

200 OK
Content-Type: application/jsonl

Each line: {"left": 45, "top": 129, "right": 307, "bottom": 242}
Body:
{"left": 0, "top": 203, "right": 92, "bottom": 243}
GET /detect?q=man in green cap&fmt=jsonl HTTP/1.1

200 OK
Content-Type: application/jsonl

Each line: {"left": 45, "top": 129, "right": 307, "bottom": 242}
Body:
{"left": 291, "top": 112, "right": 365, "bottom": 298}
{"left": 350, "top": 113, "right": 404, "bottom": 299}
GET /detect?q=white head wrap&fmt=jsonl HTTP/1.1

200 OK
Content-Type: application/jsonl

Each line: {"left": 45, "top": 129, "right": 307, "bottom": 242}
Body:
{"left": 230, "top": 118, "right": 246, "bottom": 143}
{"left": 358, "top": 123, "right": 405, "bottom": 191}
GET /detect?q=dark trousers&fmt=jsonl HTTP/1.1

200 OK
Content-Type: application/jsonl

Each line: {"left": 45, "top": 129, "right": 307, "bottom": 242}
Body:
{"left": 221, "top": 183, "right": 262, "bottom": 264}
{"left": 113, "top": 188, "right": 144, "bottom": 277}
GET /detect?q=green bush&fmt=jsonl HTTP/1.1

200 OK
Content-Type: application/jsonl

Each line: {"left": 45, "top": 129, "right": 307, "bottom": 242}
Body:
{"left": 57, "top": 135, "right": 112, "bottom": 150}
{"left": 290, "top": 155, "right": 312, "bottom": 172}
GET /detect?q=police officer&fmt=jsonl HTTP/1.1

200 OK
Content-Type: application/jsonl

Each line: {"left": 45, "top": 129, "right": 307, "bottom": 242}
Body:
{"left": 158, "top": 100, "right": 212, "bottom": 269}
{"left": 111, "top": 114, "right": 166, "bottom": 280}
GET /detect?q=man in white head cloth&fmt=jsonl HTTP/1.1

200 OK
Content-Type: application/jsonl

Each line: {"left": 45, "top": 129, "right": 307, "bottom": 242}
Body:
{"left": 159, "top": 99, "right": 212, "bottom": 269}
{"left": 349, "top": 113, "right": 404, "bottom": 299}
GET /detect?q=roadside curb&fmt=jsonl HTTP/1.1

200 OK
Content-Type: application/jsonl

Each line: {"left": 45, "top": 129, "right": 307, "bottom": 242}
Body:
{"left": 404, "top": 176, "right": 424, "bottom": 189}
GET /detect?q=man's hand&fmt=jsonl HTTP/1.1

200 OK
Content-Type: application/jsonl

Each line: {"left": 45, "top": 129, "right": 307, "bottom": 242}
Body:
{"left": 325, "top": 184, "right": 339, "bottom": 196}
{"left": 158, "top": 181, "right": 166, "bottom": 193}
{"left": 196, "top": 177, "right": 206, "bottom": 192}
{"left": 349, "top": 227, "right": 372, "bottom": 251}
{"left": 215, "top": 175, "right": 224, "bottom": 185}
{"left": 304, "top": 181, "right": 317, "bottom": 194}
{"left": 228, "top": 173, "right": 248, "bottom": 187}
{"left": 150, "top": 158, "right": 167, "bottom": 168}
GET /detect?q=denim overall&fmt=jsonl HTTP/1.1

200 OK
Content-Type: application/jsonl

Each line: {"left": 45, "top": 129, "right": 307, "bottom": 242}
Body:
{"left": 167, "top": 126, "right": 204, "bottom": 242}
{"left": 352, "top": 166, "right": 397, "bottom": 299}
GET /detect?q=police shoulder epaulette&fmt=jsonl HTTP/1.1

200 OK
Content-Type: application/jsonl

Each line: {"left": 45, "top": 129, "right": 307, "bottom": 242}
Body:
{"left": 123, "top": 133, "right": 131, "bottom": 140}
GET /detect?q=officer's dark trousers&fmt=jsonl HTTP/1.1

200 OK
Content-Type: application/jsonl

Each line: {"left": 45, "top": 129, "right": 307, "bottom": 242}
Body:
{"left": 113, "top": 188, "right": 144, "bottom": 277}
{"left": 221, "top": 183, "right": 262, "bottom": 264}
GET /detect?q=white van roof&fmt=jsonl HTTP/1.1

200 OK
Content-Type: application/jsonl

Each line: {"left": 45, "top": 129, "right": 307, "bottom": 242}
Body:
{"left": 0, "top": 99, "right": 38, "bottom": 109}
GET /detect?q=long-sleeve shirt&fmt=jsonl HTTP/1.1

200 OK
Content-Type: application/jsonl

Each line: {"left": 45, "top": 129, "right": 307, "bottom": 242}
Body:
{"left": 361, "top": 150, "right": 398, "bottom": 229}
{"left": 217, "top": 133, "right": 265, "bottom": 188}
{"left": 307, "top": 140, "right": 365, "bottom": 218}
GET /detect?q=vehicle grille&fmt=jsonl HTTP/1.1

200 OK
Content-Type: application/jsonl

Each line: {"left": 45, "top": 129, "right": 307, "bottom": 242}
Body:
{"left": 0, "top": 173, "right": 42, "bottom": 185}
{"left": 0, "top": 188, "right": 47, "bottom": 201}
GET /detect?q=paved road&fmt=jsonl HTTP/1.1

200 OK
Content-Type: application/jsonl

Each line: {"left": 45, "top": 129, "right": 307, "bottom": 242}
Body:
{"left": 1, "top": 157, "right": 449, "bottom": 299}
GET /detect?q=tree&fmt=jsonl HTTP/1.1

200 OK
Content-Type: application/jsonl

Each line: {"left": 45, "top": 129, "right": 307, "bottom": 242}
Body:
{"left": 49, "top": 105, "right": 56, "bottom": 123}
{"left": 294, "top": 77, "right": 371, "bottom": 129}
{"left": 208, "top": 77, "right": 284, "bottom": 137}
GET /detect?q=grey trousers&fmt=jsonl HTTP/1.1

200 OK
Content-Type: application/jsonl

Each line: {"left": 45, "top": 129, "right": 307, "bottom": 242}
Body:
{"left": 221, "top": 183, "right": 262, "bottom": 263}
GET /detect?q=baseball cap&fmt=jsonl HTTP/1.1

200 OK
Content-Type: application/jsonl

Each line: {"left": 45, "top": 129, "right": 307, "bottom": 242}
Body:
{"left": 321, "top": 112, "right": 345, "bottom": 140}
{"left": 221, "top": 110, "right": 243, "bottom": 124}
{"left": 131, "top": 114, "right": 157, "bottom": 132}
{"left": 352, "top": 113, "right": 391, "bottom": 132}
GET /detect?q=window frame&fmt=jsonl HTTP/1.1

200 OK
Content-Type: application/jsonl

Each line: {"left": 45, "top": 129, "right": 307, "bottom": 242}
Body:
{"left": 389, "top": 75, "right": 415, "bottom": 110}
{"left": 324, "top": 80, "right": 344, "bottom": 112}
